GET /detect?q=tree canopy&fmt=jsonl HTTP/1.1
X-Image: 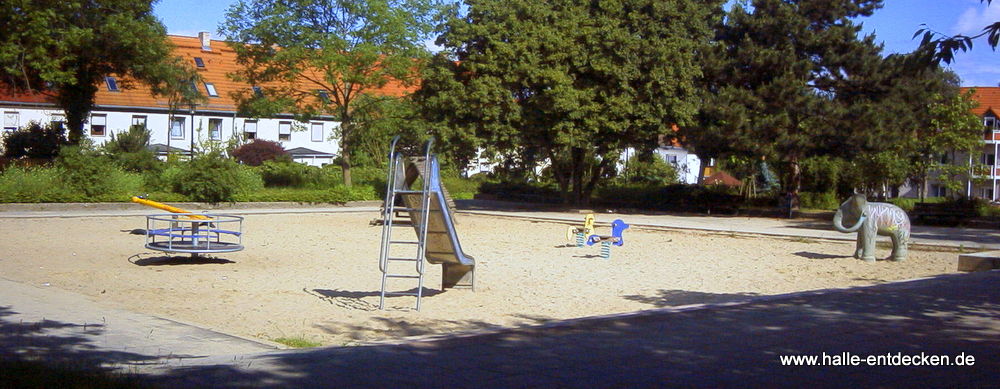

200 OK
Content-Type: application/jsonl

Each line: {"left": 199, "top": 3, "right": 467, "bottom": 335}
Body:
{"left": 220, "top": 0, "right": 445, "bottom": 186}
{"left": 0, "top": 0, "right": 199, "bottom": 143}
{"left": 417, "top": 0, "right": 723, "bottom": 204}
{"left": 680, "top": 0, "right": 891, "bottom": 195}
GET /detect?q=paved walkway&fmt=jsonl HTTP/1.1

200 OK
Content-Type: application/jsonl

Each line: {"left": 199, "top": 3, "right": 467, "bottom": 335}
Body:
{"left": 0, "top": 202, "right": 997, "bottom": 387}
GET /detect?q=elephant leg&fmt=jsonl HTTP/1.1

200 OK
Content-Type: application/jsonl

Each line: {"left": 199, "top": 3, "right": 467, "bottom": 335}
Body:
{"left": 860, "top": 227, "right": 877, "bottom": 263}
{"left": 854, "top": 233, "right": 864, "bottom": 259}
{"left": 890, "top": 231, "right": 908, "bottom": 262}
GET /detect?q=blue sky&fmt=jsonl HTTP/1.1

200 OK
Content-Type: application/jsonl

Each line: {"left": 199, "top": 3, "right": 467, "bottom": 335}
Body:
{"left": 154, "top": 0, "right": 1000, "bottom": 86}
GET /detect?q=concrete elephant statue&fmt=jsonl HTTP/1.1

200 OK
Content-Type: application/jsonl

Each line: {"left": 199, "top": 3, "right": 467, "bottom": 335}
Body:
{"left": 832, "top": 194, "right": 910, "bottom": 262}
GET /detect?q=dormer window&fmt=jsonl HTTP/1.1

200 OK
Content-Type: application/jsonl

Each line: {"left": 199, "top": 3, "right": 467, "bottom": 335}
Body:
{"left": 317, "top": 89, "right": 330, "bottom": 103}
{"left": 193, "top": 57, "right": 205, "bottom": 68}
{"left": 105, "top": 76, "right": 119, "bottom": 92}
{"left": 205, "top": 82, "right": 218, "bottom": 97}
{"left": 985, "top": 115, "right": 997, "bottom": 130}
{"left": 252, "top": 86, "right": 263, "bottom": 97}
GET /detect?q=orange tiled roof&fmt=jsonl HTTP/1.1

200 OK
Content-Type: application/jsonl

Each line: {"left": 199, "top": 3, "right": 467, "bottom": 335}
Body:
{"left": 1, "top": 34, "right": 417, "bottom": 112}
{"left": 961, "top": 86, "right": 1000, "bottom": 117}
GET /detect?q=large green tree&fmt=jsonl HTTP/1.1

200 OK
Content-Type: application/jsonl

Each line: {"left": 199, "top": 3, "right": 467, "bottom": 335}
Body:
{"left": 220, "top": 0, "right": 444, "bottom": 186}
{"left": 681, "top": 0, "right": 887, "bottom": 196}
{"left": 418, "top": 0, "right": 722, "bottom": 204}
{"left": 0, "top": 0, "right": 199, "bottom": 144}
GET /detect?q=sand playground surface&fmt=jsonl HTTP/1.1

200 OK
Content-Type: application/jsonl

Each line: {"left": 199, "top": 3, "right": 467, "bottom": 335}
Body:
{"left": 0, "top": 211, "right": 959, "bottom": 347}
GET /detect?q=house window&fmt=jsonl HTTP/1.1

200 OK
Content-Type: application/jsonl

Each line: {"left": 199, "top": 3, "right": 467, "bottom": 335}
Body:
{"left": 131, "top": 115, "right": 147, "bottom": 128}
{"left": 209, "top": 118, "right": 223, "bottom": 140}
{"left": 983, "top": 153, "right": 996, "bottom": 166}
{"left": 983, "top": 187, "right": 994, "bottom": 200}
{"left": 3, "top": 111, "right": 17, "bottom": 131}
{"left": 50, "top": 113, "right": 64, "bottom": 130}
{"left": 90, "top": 114, "right": 107, "bottom": 136}
{"left": 311, "top": 123, "right": 323, "bottom": 142}
{"left": 205, "top": 83, "right": 218, "bottom": 97}
{"left": 278, "top": 121, "right": 291, "bottom": 141}
{"left": 170, "top": 117, "right": 185, "bottom": 139}
{"left": 930, "top": 184, "right": 947, "bottom": 198}
{"left": 243, "top": 120, "right": 257, "bottom": 140}
{"left": 986, "top": 116, "right": 997, "bottom": 130}
{"left": 193, "top": 57, "right": 205, "bottom": 68}
{"left": 252, "top": 86, "right": 263, "bottom": 97}
{"left": 105, "top": 76, "right": 119, "bottom": 92}
{"left": 317, "top": 89, "right": 330, "bottom": 103}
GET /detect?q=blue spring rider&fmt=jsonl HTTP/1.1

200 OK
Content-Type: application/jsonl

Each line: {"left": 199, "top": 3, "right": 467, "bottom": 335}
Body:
{"left": 586, "top": 219, "right": 629, "bottom": 259}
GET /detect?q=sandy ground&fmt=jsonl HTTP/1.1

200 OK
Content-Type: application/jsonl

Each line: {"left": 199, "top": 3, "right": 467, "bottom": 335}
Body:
{"left": 0, "top": 212, "right": 959, "bottom": 346}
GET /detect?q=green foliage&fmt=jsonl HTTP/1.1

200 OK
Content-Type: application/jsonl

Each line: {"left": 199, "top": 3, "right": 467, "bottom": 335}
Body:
{"left": 56, "top": 144, "right": 141, "bottom": 198}
{"left": 171, "top": 150, "right": 250, "bottom": 203}
{"left": 1, "top": 121, "right": 68, "bottom": 160}
{"left": 911, "top": 90, "right": 985, "bottom": 199}
{"left": 799, "top": 156, "right": 844, "bottom": 194}
{"left": 241, "top": 186, "right": 377, "bottom": 203}
{"left": 593, "top": 184, "right": 741, "bottom": 212}
{"left": 798, "top": 192, "right": 840, "bottom": 210}
{"left": 419, "top": 0, "right": 721, "bottom": 204}
{"left": 221, "top": 0, "right": 443, "bottom": 185}
{"left": 104, "top": 125, "right": 162, "bottom": 173}
{"left": 681, "top": 0, "right": 888, "bottom": 194}
{"left": 232, "top": 139, "right": 289, "bottom": 166}
{"left": 258, "top": 160, "right": 313, "bottom": 187}
{"left": 887, "top": 196, "right": 946, "bottom": 213}
{"left": 0, "top": 166, "right": 72, "bottom": 202}
{"left": 273, "top": 337, "right": 322, "bottom": 348}
{"left": 621, "top": 152, "right": 679, "bottom": 186}
{"left": 0, "top": 0, "right": 202, "bottom": 143}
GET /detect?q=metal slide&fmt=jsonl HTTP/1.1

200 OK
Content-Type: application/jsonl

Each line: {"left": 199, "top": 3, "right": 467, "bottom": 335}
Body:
{"left": 378, "top": 137, "right": 474, "bottom": 310}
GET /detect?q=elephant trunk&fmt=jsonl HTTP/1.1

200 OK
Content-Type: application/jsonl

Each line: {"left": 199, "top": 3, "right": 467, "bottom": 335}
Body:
{"left": 833, "top": 209, "right": 866, "bottom": 233}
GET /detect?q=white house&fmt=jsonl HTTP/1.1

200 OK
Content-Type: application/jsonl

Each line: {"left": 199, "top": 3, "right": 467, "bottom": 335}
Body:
{"left": 1, "top": 33, "right": 413, "bottom": 167}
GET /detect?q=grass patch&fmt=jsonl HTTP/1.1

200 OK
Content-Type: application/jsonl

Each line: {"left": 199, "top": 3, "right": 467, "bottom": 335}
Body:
{"left": 273, "top": 337, "right": 322, "bottom": 348}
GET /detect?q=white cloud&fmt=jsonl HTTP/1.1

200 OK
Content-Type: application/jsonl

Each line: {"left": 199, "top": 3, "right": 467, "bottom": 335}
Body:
{"left": 953, "top": 4, "right": 1000, "bottom": 35}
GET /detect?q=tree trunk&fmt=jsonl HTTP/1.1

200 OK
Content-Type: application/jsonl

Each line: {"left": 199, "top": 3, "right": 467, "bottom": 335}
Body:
{"left": 571, "top": 147, "right": 585, "bottom": 205}
{"left": 57, "top": 79, "right": 98, "bottom": 145}
{"left": 340, "top": 117, "right": 353, "bottom": 187}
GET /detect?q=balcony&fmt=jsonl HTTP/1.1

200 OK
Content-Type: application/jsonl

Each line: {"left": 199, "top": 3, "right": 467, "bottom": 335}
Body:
{"left": 985, "top": 131, "right": 1000, "bottom": 142}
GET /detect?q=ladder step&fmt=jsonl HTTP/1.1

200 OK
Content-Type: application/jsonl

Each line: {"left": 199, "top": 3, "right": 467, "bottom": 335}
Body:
{"left": 385, "top": 274, "right": 421, "bottom": 279}
{"left": 387, "top": 257, "right": 420, "bottom": 261}
{"left": 384, "top": 291, "right": 420, "bottom": 296}
{"left": 394, "top": 190, "right": 425, "bottom": 194}
{"left": 389, "top": 241, "right": 420, "bottom": 245}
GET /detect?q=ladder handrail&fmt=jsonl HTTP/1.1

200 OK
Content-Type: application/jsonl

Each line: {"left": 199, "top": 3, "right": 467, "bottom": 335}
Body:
{"left": 378, "top": 136, "right": 437, "bottom": 311}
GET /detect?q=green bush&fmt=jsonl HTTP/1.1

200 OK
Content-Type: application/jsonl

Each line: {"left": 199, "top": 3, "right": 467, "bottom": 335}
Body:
{"left": 620, "top": 152, "right": 679, "bottom": 185}
{"left": 0, "top": 166, "right": 72, "bottom": 202}
{"left": 799, "top": 191, "right": 840, "bottom": 210}
{"left": 241, "top": 185, "right": 377, "bottom": 203}
{"left": 103, "top": 125, "right": 162, "bottom": 173}
{"left": 258, "top": 160, "right": 314, "bottom": 187}
{"left": 2, "top": 121, "right": 68, "bottom": 160}
{"left": 56, "top": 144, "right": 132, "bottom": 198}
{"left": 170, "top": 150, "right": 247, "bottom": 203}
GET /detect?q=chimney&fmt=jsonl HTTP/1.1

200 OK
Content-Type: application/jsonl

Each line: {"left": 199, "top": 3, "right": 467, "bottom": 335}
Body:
{"left": 199, "top": 32, "right": 211, "bottom": 51}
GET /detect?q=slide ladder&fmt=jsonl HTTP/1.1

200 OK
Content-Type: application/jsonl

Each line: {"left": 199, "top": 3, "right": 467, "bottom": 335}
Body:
{"left": 377, "top": 137, "right": 475, "bottom": 310}
{"left": 378, "top": 137, "right": 432, "bottom": 310}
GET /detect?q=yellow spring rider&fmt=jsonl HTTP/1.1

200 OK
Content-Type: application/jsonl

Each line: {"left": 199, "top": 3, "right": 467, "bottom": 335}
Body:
{"left": 566, "top": 213, "right": 596, "bottom": 247}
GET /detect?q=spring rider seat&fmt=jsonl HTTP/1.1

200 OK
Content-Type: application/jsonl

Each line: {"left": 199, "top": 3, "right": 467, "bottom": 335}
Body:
{"left": 586, "top": 219, "right": 629, "bottom": 259}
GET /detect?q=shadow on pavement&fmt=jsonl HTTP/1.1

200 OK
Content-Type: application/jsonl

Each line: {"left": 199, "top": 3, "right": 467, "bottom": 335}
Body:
{"left": 0, "top": 305, "right": 198, "bottom": 369}
{"left": 141, "top": 271, "right": 999, "bottom": 387}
